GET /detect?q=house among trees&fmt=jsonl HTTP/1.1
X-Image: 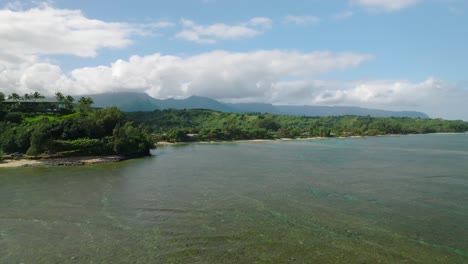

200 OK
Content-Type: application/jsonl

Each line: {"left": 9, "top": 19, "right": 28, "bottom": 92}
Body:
{"left": 2, "top": 98, "right": 66, "bottom": 112}
{"left": 0, "top": 92, "right": 88, "bottom": 113}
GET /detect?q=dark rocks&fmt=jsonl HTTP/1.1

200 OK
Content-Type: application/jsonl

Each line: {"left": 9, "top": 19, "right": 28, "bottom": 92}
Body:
{"left": 21, "top": 160, "right": 85, "bottom": 167}
{"left": 43, "top": 160, "right": 85, "bottom": 166}
{"left": 19, "top": 156, "right": 129, "bottom": 167}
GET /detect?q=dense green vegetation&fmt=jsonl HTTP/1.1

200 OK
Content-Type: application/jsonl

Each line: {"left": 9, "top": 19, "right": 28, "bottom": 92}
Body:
{"left": 0, "top": 92, "right": 153, "bottom": 157}
{"left": 127, "top": 109, "right": 468, "bottom": 142}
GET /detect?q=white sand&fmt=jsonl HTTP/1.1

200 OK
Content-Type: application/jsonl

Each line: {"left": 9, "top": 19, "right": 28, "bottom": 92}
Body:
{"left": 0, "top": 159, "right": 42, "bottom": 168}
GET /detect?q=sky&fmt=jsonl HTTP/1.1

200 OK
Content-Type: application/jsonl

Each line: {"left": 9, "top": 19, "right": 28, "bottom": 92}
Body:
{"left": 0, "top": 0, "right": 467, "bottom": 119}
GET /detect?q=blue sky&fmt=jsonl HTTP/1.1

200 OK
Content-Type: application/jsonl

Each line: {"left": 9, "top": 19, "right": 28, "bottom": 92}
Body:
{"left": 0, "top": 0, "right": 467, "bottom": 119}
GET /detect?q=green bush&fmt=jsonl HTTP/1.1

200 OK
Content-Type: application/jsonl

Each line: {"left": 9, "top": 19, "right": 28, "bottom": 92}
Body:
{"left": 52, "top": 138, "right": 102, "bottom": 151}
{"left": 4, "top": 112, "right": 24, "bottom": 123}
{"left": 1, "top": 106, "right": 153, "bottom": 157}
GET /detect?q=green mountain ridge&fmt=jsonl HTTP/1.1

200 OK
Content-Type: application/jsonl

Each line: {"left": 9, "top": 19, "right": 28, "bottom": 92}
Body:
{"left": 87, "top": 92, "right": 430, "bottom": 118}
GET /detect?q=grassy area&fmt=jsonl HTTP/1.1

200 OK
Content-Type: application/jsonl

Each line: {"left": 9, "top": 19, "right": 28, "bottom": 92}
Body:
{"left": 24, "top": 113, "right": 79, "bottom": 123}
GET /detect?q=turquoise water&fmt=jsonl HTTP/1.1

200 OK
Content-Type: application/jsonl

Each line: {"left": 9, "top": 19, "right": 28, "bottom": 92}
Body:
{"left": 1, "top": 134, "right": 467, "bottom": 263}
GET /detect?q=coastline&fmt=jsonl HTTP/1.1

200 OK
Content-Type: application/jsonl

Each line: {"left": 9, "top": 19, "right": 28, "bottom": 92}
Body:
{"left": 2, "top": 133, "right": 465, "bottom": 168}
{"left": 155, "top": 138, "right": 326, "bottom": 146}
{"left": 0, "top": 159, "right": 42, "bottom": 168}
{"left": 0, "top": 155, "right": 128, "bottom": 168}
{"left": 156, "top": 135, "right": 385, "bottom": 146}
{"left": 156, "top": 132, "right": 467, "bottom": 146}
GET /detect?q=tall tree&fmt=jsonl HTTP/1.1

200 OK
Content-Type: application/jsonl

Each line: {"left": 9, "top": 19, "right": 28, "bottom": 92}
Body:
{"left": 8, "top": 93, "right": 20, "bottom": 102}
{"left": 0, "top": 92, "right": 5, "bottom": 112}
{"left": 76, "top": 97, "right": 94, "bottom": 112}
{"left": 31, "top": 92, "right": 45, "bottom": 102}
{"left": 64, "top": 95, "right": 75, "bottom": 111}
{"left": 55, "top": 92, "right": 65, "bottom": 102}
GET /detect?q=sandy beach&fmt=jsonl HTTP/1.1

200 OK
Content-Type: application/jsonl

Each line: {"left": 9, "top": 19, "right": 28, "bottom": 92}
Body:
{"left": 0, "top": 156, "right": 127, "bottom": 168}
{"left": 0, "top": 159, "right": 42, "bottom": 168}
{"left": 156, "top": 137, "right": 335, "bottom": 146}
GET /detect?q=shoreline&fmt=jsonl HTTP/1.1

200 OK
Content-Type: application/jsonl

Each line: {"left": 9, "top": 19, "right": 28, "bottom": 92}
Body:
{"left": 155, "top": 137, "right": 327, "bottom": 146}
{"left": 156, "top": 132, "right": 467, "bottom": 146}
{"left": 0, "top": 155, "right": 129, "bottom": 168}
{"left": 2, "top": 133, "right": 465, "bottom": 168}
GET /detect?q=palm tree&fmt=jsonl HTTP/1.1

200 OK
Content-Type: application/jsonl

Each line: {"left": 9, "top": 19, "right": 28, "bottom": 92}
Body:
{"left": 0, "top": 92, "right": 5, "bottom": 111}
{"left": 31, "top": 92, "right": 45, "bottom": 102}
{"left": 65, "top": 95, "right": 75, "bottom": 103}
{"left": 8, "top": 93, "right": 20, "bottom": 102}
{"left": 6, "top": 93, "right": 21, "bottom": 111}
{"left": 64, "top": 95, "right": 75, "bottom": 111}
{"left": 55, "top": 92, "right": 65, "bottom": 102}
{"left": 76, "top": 97, "right": 94, "bottom": 112}
{"left": 78, "top": 97, "right": 94, "bottom": 105}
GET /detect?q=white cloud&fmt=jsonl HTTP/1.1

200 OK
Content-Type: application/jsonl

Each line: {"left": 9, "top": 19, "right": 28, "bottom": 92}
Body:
{"left": 0, "top": 4, "right": 146, "bottom": 59}
{"left": 332, "top": 11, "right": 354, "bottom": 19}
{"left": 146, "top": 21, "right": 176, "bottom": 29}
{"left": 351, "top": 0, "right": 420, "bottom": 12}
{"left": 283, "top": 15, "right": 320, "bottom": 25}
{"left": 175, "top": 17, "right": 272, "bottom": 44}
{"left": 0, "top": 49, "right": 372, "bottom": 97}
{"left": 219, "top": 77, "right": 467, "bottom": 119}
{"left": 2, "top": 47, "right": 467, "bottom": 119}
{"left": 313, "top": 79, "right": 440, "bottom": 105}
{"left": 1, "top": 4, "right": 466, "bottom": 120}
{"left": 0, "top": 3, "right": 161, "bottom": 96}
{"left": 248, "top": 17, "right": 273, "bottom": 28}
{"left": 310, "top": 78, "right": 468, "bottom": 119}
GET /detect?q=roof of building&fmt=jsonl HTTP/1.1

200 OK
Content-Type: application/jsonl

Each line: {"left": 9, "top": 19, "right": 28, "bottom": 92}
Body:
{"left": 3, "top": 98, "right": 62, "bottom": 103}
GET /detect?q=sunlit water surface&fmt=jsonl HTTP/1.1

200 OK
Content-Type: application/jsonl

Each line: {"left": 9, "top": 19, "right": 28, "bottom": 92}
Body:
{"left": 1, "top": 134, "right": 467, "bottom": 263}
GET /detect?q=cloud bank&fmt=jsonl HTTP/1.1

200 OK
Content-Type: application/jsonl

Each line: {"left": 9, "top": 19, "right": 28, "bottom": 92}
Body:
{"left": 3, "top": 46, "right": 467, "bottom": 119}
{"left": 1, "top": 3, "right": 466, "bottom": 120}
{"left": 0, "top": 50, "right": 370, "bottom": 96}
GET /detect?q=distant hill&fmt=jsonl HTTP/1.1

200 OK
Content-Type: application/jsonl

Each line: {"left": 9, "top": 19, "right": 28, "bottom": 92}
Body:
{"left": 88, "top": 93, "right": 235, "bottom": 113}
{"left": 89, "top": 92, "right": 159, "bottom": 112}
{"left": 87, "top": 92, "right": 429, "bottom": 118}
{"left": 226, "top": 103, "right": 429, "bottom": 118}
{"left": 154, "top": 95, "right": 236, "bottom": 112}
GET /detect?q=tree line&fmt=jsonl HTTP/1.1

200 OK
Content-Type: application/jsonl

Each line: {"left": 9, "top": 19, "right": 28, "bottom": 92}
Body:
{"left": 0, "top": 92, "right": 96, "bottom": 114}
{"left": 0, "top": 92, "right": 153, "bottom": 157}
{"left": 126, "top": 109, "right": 468, "bottom": 142}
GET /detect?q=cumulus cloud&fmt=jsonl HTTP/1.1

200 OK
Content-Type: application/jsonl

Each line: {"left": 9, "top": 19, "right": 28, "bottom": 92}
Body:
{"left": 175, "top": 17, "right": 272, "bottom": 44}
{"left": 69, "top": 50, "right": 372, "bottom": 98}
{"left": 1, "top": 3, "right": 466, "bottom": 120}
{"left": 0, "top": 4, "right": 147, "bottom": 59}
{"left": 247, "top": 17, "right": 273, "bottom": 28}
{"left": 0, "top": 49, "right": 372, "bottom": 97}
{"left": 1, "top": 48, "right": 466, "bottom": 119}
{"left": 283, "top": 15, "right": 320, "bottom": 25}
{"left": 0, "top": 3, "right": 168, "bottom": 96}
{"left": 310, "top": 78, "right": 468, "bottom": 119}
{"left": 240, "top": 78, "right": 466, "bottom": 119}
{"left": 351, "top": 0, "right": 420, "bottom": 12}
{"left": 313, "top": 78, "right": 443, "bottom": 105}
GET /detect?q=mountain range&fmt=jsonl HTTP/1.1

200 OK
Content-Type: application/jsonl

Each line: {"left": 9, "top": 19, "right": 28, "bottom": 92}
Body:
{"left": 87, "top": 92, "right": 429, "bottom": 118}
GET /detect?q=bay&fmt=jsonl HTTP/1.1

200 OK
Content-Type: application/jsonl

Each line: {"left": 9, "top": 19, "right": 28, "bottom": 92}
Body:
{"left": 1, "top": 134, "right": 467, "bottom": 263}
